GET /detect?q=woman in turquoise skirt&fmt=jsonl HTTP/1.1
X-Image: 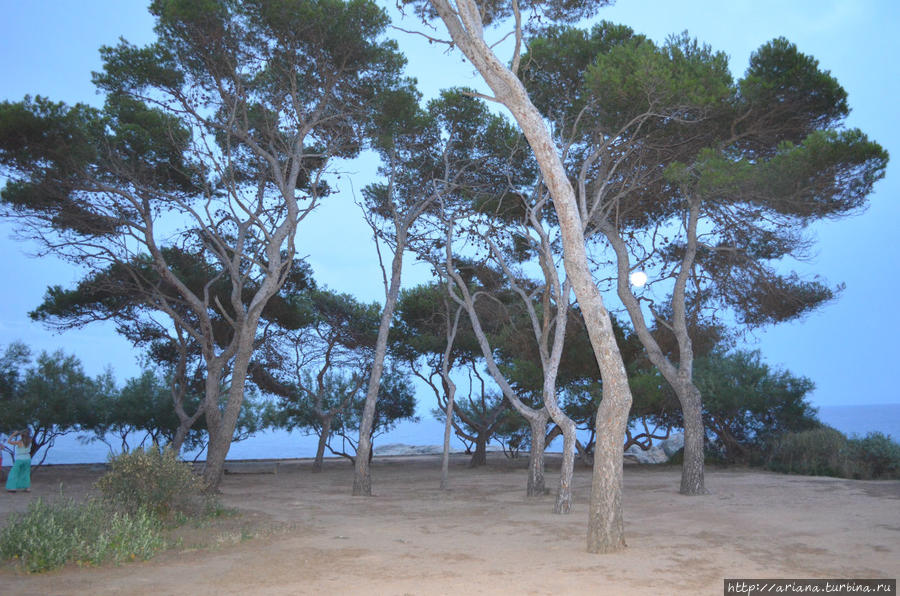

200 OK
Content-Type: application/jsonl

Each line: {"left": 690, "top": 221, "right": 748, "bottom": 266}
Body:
{"left": 6, "top": 429, "right": 32, "bottom": 493}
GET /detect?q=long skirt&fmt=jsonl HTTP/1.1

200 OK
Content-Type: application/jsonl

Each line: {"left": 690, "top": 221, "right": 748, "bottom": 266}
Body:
{"left": 6, "top": 457, "right": 31, "bottom": 491}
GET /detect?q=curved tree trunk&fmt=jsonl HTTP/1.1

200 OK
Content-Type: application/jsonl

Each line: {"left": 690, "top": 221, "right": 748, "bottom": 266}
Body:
{"left": 313, "top": 417, "right": 333, "bottom": 473}
{"left": 601, "top": 198, "right": 708, "bottom": 496}
{"left": 200, "top": 361, "right": 227, "bottom": 488}
{"left": 587, "top": 379, "right": 631, "bottom": 554}
{"left": 202, "top": 320, "right": 261, "bottom": 489}
{"left": 430, "top": 0, "right": 633, "bottom": 552}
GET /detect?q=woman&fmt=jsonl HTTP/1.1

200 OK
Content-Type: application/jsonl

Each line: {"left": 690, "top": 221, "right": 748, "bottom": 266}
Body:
{"left": 6, "top": 429, "right": 32, "bottom": 493}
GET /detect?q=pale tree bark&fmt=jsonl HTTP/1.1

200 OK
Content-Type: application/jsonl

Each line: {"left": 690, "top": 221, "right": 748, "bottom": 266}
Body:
{"left": 202, "top": 319, "right": 261, "bottom": 486}
{"left": 442, "top": 219, "right": 549, "bottom": 497}
{"left": 440, "top": 303, "right": 463, "bottom": 490}
{"left": 599, "top": 197, "right": 709, "bottom": 495}
{"left": 486, "top": 192, "right": 578, "bottom": 513}
{"left": 526, "top": 411, "right": 549, "bottom": 496}
{"left": 353, "top": 179, "right": 436, "bottom": 496}
{"left": 427, "top": 0, "right": 633, "bottom": 551}
{"left": 352, "top": 231, "right": 406, "bottom": 496}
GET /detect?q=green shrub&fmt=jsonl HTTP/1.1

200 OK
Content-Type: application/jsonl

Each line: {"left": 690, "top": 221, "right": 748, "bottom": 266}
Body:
{"left": 766, "top": 425, "right": 852, "bottom": 477}
{"left": 96, "top": 447, "right": 215, "bottom": 518}
{"left": 0, "top": 497, "right": 163, "bottom": 573}
{"left": 848, "top": 432, "right": 900, "bottom": 479}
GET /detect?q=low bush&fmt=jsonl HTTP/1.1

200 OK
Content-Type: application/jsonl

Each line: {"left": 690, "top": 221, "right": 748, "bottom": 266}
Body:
{"left": 0, "top": 497, "right": 163, "bottom": 573}
{"left": 848, "top": 432, "right": 900, "bottom": 479}
{"left": 96, "top": 447, "right": 215, "bottom": 518}
{"left": 766, "top": 426, "right": 852, "bottom": 477}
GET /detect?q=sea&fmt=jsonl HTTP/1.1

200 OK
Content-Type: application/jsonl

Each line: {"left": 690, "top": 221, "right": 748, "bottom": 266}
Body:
{"left": 19, "top": 403, "right": 900, "bottom": 466}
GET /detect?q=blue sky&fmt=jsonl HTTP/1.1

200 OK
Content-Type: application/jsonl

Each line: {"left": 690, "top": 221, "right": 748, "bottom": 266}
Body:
{"left": 0, "top": 1, "right": 897, "bottom": 409}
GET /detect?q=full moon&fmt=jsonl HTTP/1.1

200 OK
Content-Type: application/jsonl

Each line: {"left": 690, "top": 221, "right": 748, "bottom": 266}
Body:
{"left": 629, "top": 271, "right": 648, "bottom": 288}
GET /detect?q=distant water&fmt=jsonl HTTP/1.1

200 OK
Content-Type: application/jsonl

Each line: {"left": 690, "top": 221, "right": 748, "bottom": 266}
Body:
{"left": 816, "top": 403, "right": 900, "bottom": 440}
{"left": 17, "top": 403, "right": 900, "bottom": 466}
{"left": 25, "top": 417, "right": 478, "bottom": 465}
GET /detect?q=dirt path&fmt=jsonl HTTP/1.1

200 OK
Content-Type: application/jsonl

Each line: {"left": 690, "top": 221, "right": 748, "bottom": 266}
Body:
{"left": 0, "top": 455, "right": 897, "bottom": 595}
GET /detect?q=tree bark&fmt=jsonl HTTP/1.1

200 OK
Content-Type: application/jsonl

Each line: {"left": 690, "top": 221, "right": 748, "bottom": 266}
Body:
{"left": 678, "top": 382, "right": 706, "bottom": 494}
{"left": 429, "top": 0, "right": 633, "bottom": 552}
{"left": 440, "top": 379, "right": 457, "bottom": 489}
{"left": 599, "top": 198, "right": 709, "bottom": 496}
{"left": 554, "top": 418, "right": 577, "bottom": 513}
{"left": 526, "top": 412, "right": 548, "bottom": 496}
{"left": 313, "top": 417, "right": 333, "bottom": 473}
{"left": 202, "top": 324, "right": 258, "bottom": 488}
{"left": 470, "top": 432, "right": 488, "bottom": 467}
{"left": 352, "top": 231, "right": 406, "bottom": 496}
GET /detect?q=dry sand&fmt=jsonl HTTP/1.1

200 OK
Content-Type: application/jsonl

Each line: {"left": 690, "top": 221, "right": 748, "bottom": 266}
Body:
{"left": 0, "top": 454, "right": 896, "bottom": 595}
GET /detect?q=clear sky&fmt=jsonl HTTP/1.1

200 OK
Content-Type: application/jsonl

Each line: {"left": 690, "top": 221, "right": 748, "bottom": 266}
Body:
{"left": 0, "top": 1, "right": 897, "bottom": 409}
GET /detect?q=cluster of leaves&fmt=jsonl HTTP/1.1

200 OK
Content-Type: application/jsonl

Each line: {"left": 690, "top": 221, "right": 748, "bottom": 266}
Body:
{"left": 0, "top": 342, "right": 266, "bottom": 463}
{"left": 95, "top": 447, "right": 217, "bottom": 518}
{"left": 0, "top": 496, "right": 164, "bottom": 573}
{"left": 0, "top": 342, "right": 115, "bottom": 463}
{"left": 694, "top": 350, "right": 819, "bottom": 462}
{"left": 767, "top": 428, "right": 900, "bottom": 480}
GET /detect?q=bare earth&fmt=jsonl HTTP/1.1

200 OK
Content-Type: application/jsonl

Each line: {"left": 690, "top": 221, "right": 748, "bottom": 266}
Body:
{"left": 0, "top": 454, "right": 897, "bottom": 595}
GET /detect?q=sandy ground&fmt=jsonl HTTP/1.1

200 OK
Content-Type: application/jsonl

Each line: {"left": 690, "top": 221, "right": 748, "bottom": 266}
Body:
{"left": 0, "top": 454, "right": 897, "bottom": 595}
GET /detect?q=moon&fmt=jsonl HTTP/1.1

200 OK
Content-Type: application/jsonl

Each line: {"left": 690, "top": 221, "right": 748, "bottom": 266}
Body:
{"left": 629, "top": 271, "right": 648, "bottom": 288}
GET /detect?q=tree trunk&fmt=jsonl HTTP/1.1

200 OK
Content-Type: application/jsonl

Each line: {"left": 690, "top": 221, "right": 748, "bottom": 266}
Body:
{"left": 200, "top": 361, "right": 227, "bottom": 488}
{"left": 313, "top": 417, "right": 333, "bottom": 473}
{"left": 678, "top": 382, "right": 708, "bottom": 495}
{"left": 171, "top": 423, "right": 189, "bottom": 454}
{"left": 203, "top": 326, "right": 257, "bottom": 489}
{"left": 353, "top": 232, "right": 406, "bottom": 497}
{"left": 602, "top": 200, "right": 708, "bottom": 496}
{"left": 470, "top": 432, "right": 488, "bottom": 467}
{"left": 429, "top": 0, "right": 634, "bottom": 552}
{"left": 526, "top": 412, "right": 548, "bottom": 497}
{"left": 555, "top": 420, "right": 577, "bottom": 514}
{"left": 440, "top": 382, "right": 457, "bottom": 489}
{"left": 587, "top": 389, "right": 630, "bottom": 554}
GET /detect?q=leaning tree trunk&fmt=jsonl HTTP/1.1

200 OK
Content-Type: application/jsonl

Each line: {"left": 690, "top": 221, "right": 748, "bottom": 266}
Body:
{"left": 353, "top": 232, "right": 406, "bottom": 497}
{"left": 526, "top": 412, "right": 549, "bottom": 497}
{"left": 203, "top": 327, "right": 257, "bottom": 488}
{"left": 429, "top": 0, "right": 634, "bottom": 552}
{"left": 587, "top": 376, "right": 631, "bottom": 553}
{"left": 171, "top": 423, "right": 189, "bottom": 454}
{"left": 200, "top": 359, "right": 228, "bottom": 488}
{"left": 313, "top": 417, "right": 333, "bottom": 473}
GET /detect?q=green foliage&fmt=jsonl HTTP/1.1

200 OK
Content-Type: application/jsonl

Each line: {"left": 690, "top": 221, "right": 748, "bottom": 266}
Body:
{"left": 491, "top": 408, "right": 530, "bottom": 459}
{"left": 523, "top": 21, "right": 888, "bottom": 333}
{"left": 766, "top": 426, "right": 853, "bottom": 477}
{"left": 767, "top": 427, "right": 900, "bottom": 480}
{"left": 0, "top": 497, "right": 163, "bottom": 573}
{"left": 696, "top": 350, "right": 818, "bottom": 462}
{"left": 96, "top": 447, "right": 215, "bottom": 517}
{"left": 0, "top": 342, "right": 112, "bottom": 462}
{"left": 106, "top": 369, "right": 200, "bottom": 449}
{"left": 848, "top": 432, "right": 900, "bottom": 480}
